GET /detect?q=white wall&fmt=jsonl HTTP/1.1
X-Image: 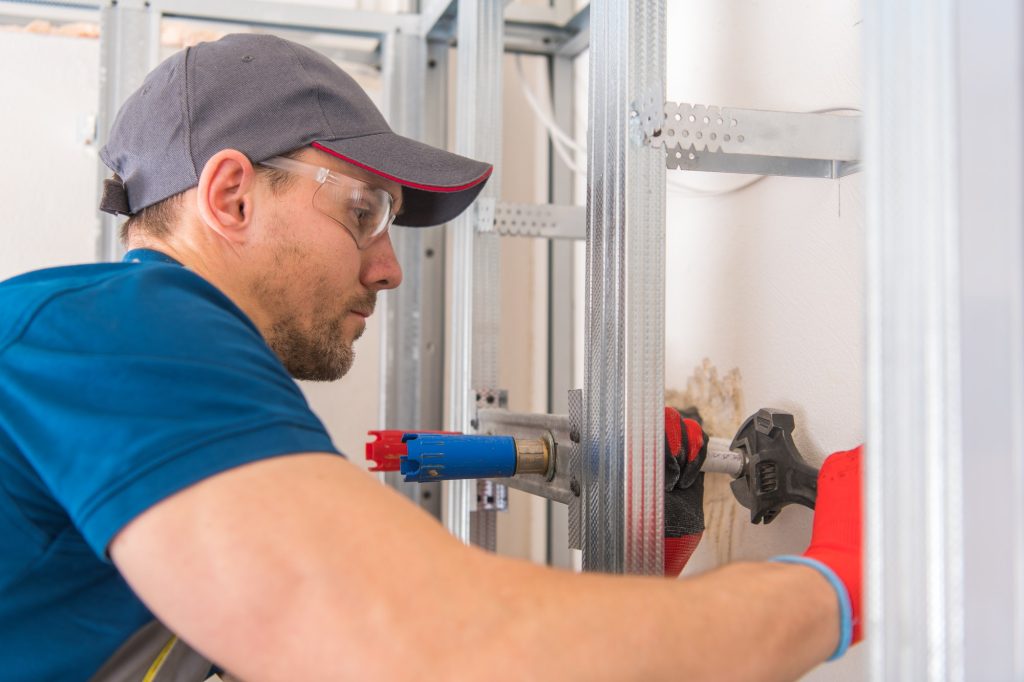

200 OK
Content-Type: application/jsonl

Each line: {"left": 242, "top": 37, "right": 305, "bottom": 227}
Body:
{"left": 0, "top": 32, "right": 100, "bottom": 279}
{"left": 660, "top": 1, "right": 865, "bottom": 679}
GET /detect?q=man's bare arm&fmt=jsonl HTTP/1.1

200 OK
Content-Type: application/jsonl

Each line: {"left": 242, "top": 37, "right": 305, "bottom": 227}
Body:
{"left": 110, "top": 453, "right": 838, "bottom": 681}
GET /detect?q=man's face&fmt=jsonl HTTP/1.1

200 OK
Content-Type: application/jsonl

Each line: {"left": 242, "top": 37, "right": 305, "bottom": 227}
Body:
{"left": 247, "top": 148, "right": 404, "bottom": 381}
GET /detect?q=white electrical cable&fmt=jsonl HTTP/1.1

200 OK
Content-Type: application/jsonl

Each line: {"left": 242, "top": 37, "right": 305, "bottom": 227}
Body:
{"left": 514, "top": 55, "right": 757, "bottom": 196}
{"left": 546, "top": 126, "right": 587, "bottom": 178}
{"left": 667, "top": 174, "right": 768, "bottom": 197}
{"left": 512, "top": 57, "right": 588, "bottom": 177}
{"left": 513, "top": 54, "right": 861, "bottom": 199}
{"left": 513, "top": 56, "right": 585, "bottom": 156}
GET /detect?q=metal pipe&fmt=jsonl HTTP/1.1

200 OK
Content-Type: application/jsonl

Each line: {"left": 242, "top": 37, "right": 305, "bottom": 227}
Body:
{"left": 368, "top": 419, "right": 743, "bottom": 507}
{"left": 705, "top": 437, "right": 744, "bottom": 477}
{"left": 506, "top": 434, "right": 740, "bottom": 504}
{"left": 479, "top": 408, "right": 746, "bottom": 481}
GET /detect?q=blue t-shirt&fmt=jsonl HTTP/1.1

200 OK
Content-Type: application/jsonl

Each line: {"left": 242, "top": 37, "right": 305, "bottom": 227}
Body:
{"left": 0, "top": 250, "right": 341, "bottom": 680}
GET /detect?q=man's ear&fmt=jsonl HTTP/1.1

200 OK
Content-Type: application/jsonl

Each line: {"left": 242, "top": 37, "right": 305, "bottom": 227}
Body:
{"left": 195, "top": 149, "right": 257, "bottom": 244}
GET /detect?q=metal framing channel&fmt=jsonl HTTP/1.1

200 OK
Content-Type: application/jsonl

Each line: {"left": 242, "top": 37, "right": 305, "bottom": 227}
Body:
{"left": 546, "top": 52, "right": 576, "bottom": 569}
{"left": 866, "top": 0, "right": 1024, "bottom": 679}
{"left": 444, "top": 0, "right": 504, "bottom": 544}
{"left": 379, "top": 31, "right": 445, "bottom": 519}
{"left": 582, "top": 0, "right": 666, "bottom": 574}
{"left": 0, "top": 1, "right": 97, "bottom": 24}
{"left": 95, "top": 0, "right": 160, "bottom": 262}
{"left": 152, "top": 0, "right": 418, "bottom": 37}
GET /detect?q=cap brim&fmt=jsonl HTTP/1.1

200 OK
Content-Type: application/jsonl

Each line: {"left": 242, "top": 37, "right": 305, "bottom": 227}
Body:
{"left": 312, "top": 135, "right": 492, "bottom": 228}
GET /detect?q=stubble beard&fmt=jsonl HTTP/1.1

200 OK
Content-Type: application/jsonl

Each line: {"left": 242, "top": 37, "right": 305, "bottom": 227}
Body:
{"left": 256, "top": 276, "right": 375, "bottom": 382}
{"left": 268, "top": 305, "right": 358, "bottom": 382}
{"left": 250, "top": 226, "right": 377, "bottom": 382}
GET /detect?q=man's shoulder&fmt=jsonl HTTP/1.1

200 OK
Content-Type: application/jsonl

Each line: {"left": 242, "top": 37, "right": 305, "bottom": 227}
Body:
{"left": 0, "top": 262, "right": 124, "bottom": 310}
{"left": 0, "top": 262, "right": 255, "bottom": 356}
{"left": 0, "top": 260, "right": 226, "bottom": 307}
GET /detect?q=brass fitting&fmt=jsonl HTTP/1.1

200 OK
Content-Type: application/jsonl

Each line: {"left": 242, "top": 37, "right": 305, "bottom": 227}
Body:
{"left": 514, "top": 437, "right": 550, "bottom": 476}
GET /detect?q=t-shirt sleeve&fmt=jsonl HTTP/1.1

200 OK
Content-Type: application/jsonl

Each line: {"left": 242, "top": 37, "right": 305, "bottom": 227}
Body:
{"left": 0, "top": 264, "right": 341, "bottom": 559}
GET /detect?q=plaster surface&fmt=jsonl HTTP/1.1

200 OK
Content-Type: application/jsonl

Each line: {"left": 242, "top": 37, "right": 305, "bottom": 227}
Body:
{"left": 662, "top": 1, "right": 865, "bottom": 677}
{"left": 0, "top": 33, "right": 99, "bottom": 280}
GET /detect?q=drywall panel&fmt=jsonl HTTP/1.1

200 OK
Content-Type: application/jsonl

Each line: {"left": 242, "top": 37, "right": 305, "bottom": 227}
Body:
{"left": 0, "top": 32, "right": 100, "bottom": 279}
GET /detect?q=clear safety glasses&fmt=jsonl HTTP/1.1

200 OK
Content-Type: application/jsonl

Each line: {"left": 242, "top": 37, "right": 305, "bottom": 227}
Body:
{"left": 259, "top": 156, "right": 397, "bottom": 250}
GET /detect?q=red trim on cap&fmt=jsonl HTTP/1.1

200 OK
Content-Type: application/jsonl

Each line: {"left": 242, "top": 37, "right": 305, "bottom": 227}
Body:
{"left": 312, "top": 141, "right": 492, "bottom": 193}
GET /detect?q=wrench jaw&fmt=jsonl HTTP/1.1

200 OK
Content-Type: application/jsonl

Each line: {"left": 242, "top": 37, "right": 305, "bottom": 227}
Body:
{"left": 729, "top": 409, "right": 820, "bottom": 524}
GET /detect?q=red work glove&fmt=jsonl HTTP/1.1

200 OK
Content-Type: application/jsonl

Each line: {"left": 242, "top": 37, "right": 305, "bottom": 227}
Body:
{"left": 776, "top": 445, "right": 863, "bottom": 658}
{"left": 663, "top": 407, "right": 708, "bottom": 578}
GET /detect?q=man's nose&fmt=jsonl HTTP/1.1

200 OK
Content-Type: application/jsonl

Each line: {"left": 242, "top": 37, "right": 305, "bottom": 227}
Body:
{"left": 361, "top": 231, "right": 403, "bottom": 291}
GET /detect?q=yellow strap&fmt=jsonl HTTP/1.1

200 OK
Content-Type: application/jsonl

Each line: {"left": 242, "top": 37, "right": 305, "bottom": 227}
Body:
{"left": 141, "top": 635, "right": 178, "bottom": 682}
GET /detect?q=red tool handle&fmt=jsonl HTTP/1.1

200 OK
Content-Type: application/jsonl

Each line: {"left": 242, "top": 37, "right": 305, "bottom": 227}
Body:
{"left": 365, "top": 429, "right": 459, "bottom": 472}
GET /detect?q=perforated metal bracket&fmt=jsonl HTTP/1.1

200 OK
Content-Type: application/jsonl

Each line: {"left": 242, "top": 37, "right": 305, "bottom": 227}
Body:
{"left": 646, "top": 102, "right": 861, "bottom": 179}
{"left": 476, "top": 479, "right": 509, "bottom": 511}
{"left": 488, "top": 202, "right": 586, "bottom": 240}
{"left": 471, "top": 388, "right": 509, "bottom": 514}
{"left": 473, "top": 197, "right": 497, "bottom": 234}
{"left": 473, "top": 388, "right": 509, "bottom": 417}
{"left": 475, "top": 407, "right": 575, "bottom": 505}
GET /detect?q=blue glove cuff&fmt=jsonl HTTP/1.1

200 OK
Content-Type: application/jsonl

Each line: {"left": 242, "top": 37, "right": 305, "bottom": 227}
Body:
{"left": 771, "top": 555, "right": 852, "bottom": 661}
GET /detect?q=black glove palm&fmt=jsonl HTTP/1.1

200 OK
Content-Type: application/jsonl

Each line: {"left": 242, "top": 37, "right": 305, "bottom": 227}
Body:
{"left": 664, "top": 407, "right": 708, "bottom": 577}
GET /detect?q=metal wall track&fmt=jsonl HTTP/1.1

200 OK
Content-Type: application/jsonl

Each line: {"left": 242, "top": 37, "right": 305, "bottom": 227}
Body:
{"left": 95, "top": 0, "right": 159, "bottom": 262}
{"left": 379, "top": 30, "right": 445, "bottom": 518}
{"left": 443, "top": 0, "right": 504, "bottom": 546}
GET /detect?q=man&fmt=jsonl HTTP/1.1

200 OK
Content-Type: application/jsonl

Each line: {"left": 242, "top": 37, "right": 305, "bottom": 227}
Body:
{"left": 0, "top": 34, "right": 861, "bottom": 680}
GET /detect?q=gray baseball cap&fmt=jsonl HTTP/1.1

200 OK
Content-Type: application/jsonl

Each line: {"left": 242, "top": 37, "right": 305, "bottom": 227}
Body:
{"left": 99, "top": 33, "right": 492, "bottom": 228}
